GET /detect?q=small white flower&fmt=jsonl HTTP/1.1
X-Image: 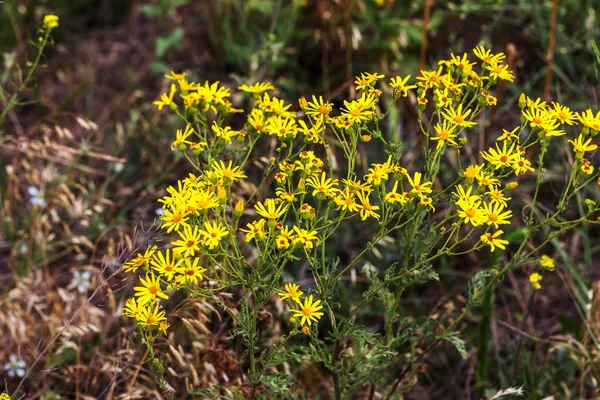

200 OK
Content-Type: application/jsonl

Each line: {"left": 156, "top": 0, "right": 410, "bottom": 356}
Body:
{"left": 155, "top": 207, "right": 165, "bottom": 217}
{"left": 68, "top": 270, "right": 92, "bottom": 294}
{"left": 4, "top": 354, "right": 26, "bottom": 378}
{"left": 27, "top": 186, "right": 47, "bottom": 207}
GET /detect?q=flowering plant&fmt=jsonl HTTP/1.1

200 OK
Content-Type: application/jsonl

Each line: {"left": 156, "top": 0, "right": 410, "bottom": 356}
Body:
{"left": 122, "top": 47, "right": 600, "bottom": 398}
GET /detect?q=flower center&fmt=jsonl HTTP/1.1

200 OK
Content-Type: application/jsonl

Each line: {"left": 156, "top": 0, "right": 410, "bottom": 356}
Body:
{"left": 186, "top": 241, "right": 195, "bottom": 248}
{"left": 302, "top": 308, "right": 312, "bottom": 317}
{"left": 465, "top": 209, "right": 476, "bottom": 218}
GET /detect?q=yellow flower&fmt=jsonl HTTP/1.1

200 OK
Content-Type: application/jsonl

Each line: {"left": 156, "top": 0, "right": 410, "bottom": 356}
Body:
{"left": 278, "top": 283, "right": 304, "bottom": 304}
{"left": 298, "top": 119, "right": 324, "bottom": 144}
{"left": 529, "top": 272, "right": 543, "bottom": 290}
{"left": 416, "top": 67, "right": 444, "bottom": 88}
{"left": 431, "top": 121, "right": 458, "bottom": 150}
{"left": 165, "top": 71, "right": 185, "bottom": 81}
{"left": 306, "top": 172, "right": 339, "bottom": 199}
{"left": 151, "top": 249, "right": 183, "bottom": 281}
{"left": 453, "top": 184, "right": 480, "bottom": 205}
{"left": 569, "top": 133, "right": 598, "bottom": 154}
{"left": 211, "top": 122, "right": 239, "bottom": 144}
{"left": 540, "top": 255, "right": 555, "bottom": 271}
{"left": 289, "top": 295, "right": 324, "bottom": 326}
{"left": 248, "top": 109, "right": 266, "bottom": 133}
{"left": 123, "top": 245, "right": 158, "bottom": 273}
{"left": 581, "top": 162, "right": 594, "bottom": 175}
{"left": 198, "top": 220, "right": 229, "bottom": 250}
{"left": 419, "top": 196, "right": 435, "bottom": 212}
{"left": 335, "top": 188, "right": 360, "bottom": 212}
{"left": 482, "top": 201, "right": 512, "bottom": 229}
{"left": 481, "top": 140, "right": 519, "bottom": 169}
{"left": 239, "top": 81, "right": 275, "bottom": 93}
{"left": 153, "top": 84, "right": 177, "bottom": 110}
{"left": 240, "top": 219, "right": 267, "bottom": 242}
{"left": 356, "top": 190, "right": 380, "bottom": 220}
{"left": 522, "top": 108, "right": 551, "bottom": 129}
{"left": 171, "top": 225, "right": 203, "bottom": 257}
{"left": 364, "top": 164, "right": 389, "bottom": 186}
{"left": 275, "top": 225, "right": 294, "bottom": 249}
{"left": 433, "top": 86, "right": 453, "bottom": 108}
{"left": 475, "top": 171, "right": 500, "bottom": 187}
{"left": 464, "top": 164, "right": 484, "bottom": 180}
{"left": 292, "top": 227, "right": 319, "bottom": 249}
{"left": 258, "top": 93, "right": 294, "bottom": 118}
{"left": 578, "top": 109, "right": 600, "bottom": 131}
{"left": 442, "top": 104, "right": 477, "bottom": 127}
{"left": 354, "top": 73, "right": 373, "bottom": 90}
{"left": 389, "top": 75, "right": 417, "bottom": 98}
{"left": 134, "top": 273, "right": 169, "bottom": 305}
{"left": 498, "top": 127, "right": 519, "bottom": 141}
{"left": 384, "top": 181, "right": 403, "bottom": 205}
{"left": 265, "top": 116, "right": 298, "bottom": 139}
{"left": 171, "top": 125, "right": 194, "bottom": 151}
{"left": 480, "top": 230, "right": 509, "bottom": 252}
{"left": 485, "top": 63, "right": 514, "bottom": 82}
{"left": 255, "top": 198, "right": 288, "bottom": 220}
{"left": 551, "top": 102, "right": 577, "bottom": 125}
{"left": 304, "top": 95, "right": 333, "bottom": 119}
{"left": 473, "top": 46, "right": 506, "bottom": 65}
{"left": 159, "top": 321, "right": 170, "bottom": 335}
{"left": 137, "top": 304, "right": 167, "bottom": 327}
{"left": 487, "top": 186, "right": 511, "bottom": 207}
{"left": 209, "top": 160, "right": 247, "bottom": 183}
{"left": 342, "top": 178, "right": 372, "bottom": 193}
{"left": 340, "top": 93, "right": 377, "bottom": 125}
{"left": 43, "top": 14, "right": 59, "bottom": 30}
{"left": 407, "top": 172, "right": 433, "bottom": 196}
{"left": 512, "top": 157, "right": 535, "bottom": 176}
{"left": 446, "top": 52, "right": 476, "bottom": 72}
{"left": 178, "top": 257, "right": 206, "bottom": 285}
{"left": 122, "top": 297, "right": 145, "bottom": 319}
{"left": 457, "top": 199, "right": 485, "bottom": 226}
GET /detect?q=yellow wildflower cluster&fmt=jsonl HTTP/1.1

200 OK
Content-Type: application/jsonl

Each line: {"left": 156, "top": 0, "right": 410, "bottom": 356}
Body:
{"left": 277, "top": 283, "right": 324, "bottom": 332}
{"left": 122, "top": 46, "right": 599, "bottom": 342}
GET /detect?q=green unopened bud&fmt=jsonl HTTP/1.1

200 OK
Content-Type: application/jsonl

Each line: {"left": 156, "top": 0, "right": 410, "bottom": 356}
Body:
{"left": 585, "top": 198, "right": 595, "bottom": 208}
{"left": 169, "top": 102, "right": 178, "bottom": 111}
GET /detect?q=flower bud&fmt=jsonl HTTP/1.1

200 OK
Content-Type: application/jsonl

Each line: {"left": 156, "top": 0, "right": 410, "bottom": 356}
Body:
{"left": 217, "top": 186, "right": 227, "bottom": 200}
{"left": 505, "top": 181, "right": 519, "bottom": 190}
{"left": 298, "top": 96, "right": 308, "bottom": 109}
{"left": 234, "top": 200, "right": 244, "bottom": 216}
{"left": 518, "top": 93, "right": 526, "bottom": 109}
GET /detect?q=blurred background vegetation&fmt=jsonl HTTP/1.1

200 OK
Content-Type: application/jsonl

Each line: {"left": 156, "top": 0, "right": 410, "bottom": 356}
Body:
{"left": 1, "top": 0, "right": 600, "bottom": 398}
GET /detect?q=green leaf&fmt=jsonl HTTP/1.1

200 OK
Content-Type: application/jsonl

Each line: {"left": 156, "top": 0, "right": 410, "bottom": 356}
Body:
{"left": 444, "top": 332, "right": 467, "bottom": 359}
{"left": 156, "top": 28, "right": 184, "bottom": 58}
